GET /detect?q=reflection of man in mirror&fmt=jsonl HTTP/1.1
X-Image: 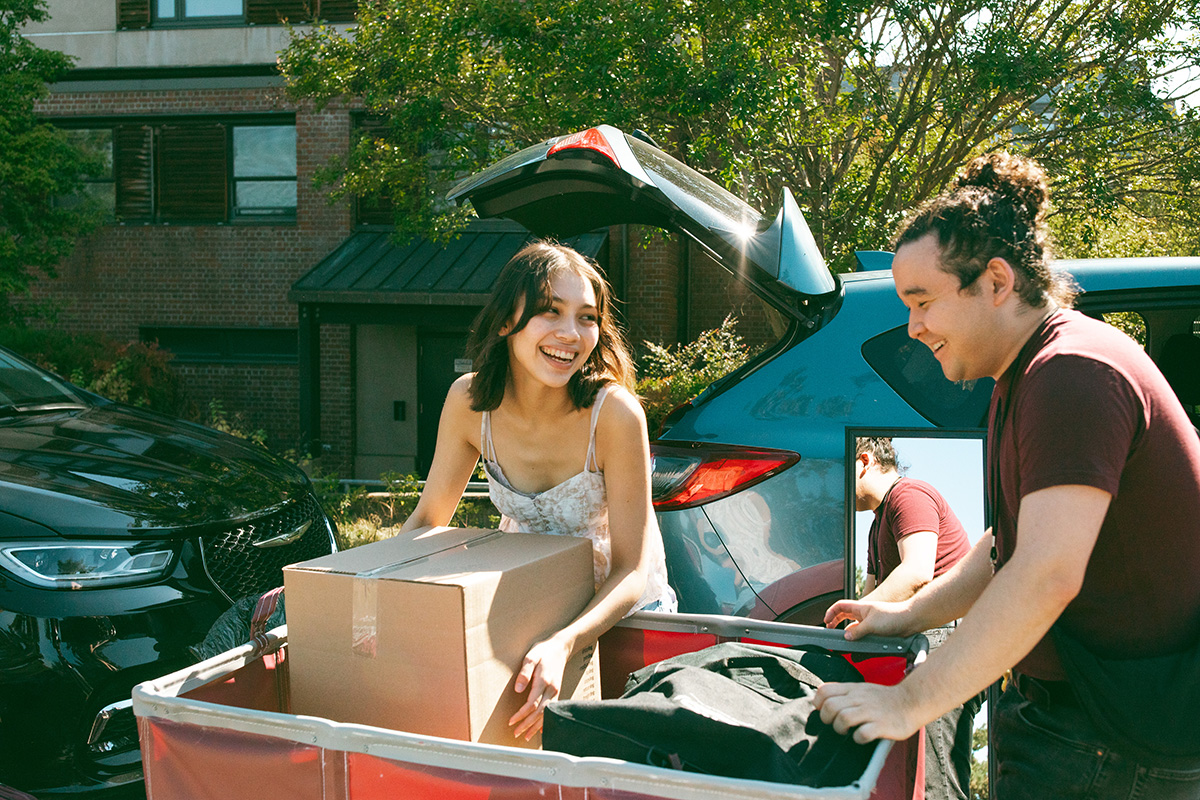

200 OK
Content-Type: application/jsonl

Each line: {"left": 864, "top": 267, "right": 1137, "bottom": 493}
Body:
{"left": 819, "top": 153, "right": 1200, "bottom": 800}
{"left": 854, "top": 436, "right": 976, "bottom": 800}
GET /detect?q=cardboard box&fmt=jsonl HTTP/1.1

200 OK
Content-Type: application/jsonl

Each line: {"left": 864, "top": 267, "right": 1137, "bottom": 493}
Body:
{"left": 284, "top": 526, "right": 599, "bottom": 748}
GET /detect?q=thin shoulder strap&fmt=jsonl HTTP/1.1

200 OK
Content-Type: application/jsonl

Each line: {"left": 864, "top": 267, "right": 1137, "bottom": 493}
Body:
{"left": 480, "top": 408, "right": 496, "bottom": 462}
{"left": 584, "top": 385, "right": 611, "bottom": 472}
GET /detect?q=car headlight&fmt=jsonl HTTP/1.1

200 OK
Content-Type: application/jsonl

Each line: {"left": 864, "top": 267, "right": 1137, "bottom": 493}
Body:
{"left": 0, "top": 542, "right": 175, "bottom": 589}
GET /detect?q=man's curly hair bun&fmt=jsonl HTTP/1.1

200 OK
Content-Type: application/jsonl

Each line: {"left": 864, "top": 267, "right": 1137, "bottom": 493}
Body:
{"left": 954, "top": 152, "right": 1050, "bottom": 225}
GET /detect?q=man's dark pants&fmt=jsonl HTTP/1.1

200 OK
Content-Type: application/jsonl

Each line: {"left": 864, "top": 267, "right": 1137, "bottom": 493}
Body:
{"left": 922, "top": 625, "right": 981, "bottom": 799}
{"left": 994, "top": 682, "right": 1200, "bottom": 799}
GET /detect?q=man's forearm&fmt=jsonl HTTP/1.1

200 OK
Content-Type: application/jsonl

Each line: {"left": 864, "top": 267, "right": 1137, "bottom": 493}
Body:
{"left": 903, "top": 535, "right": 994, "bottom": 631}
{"left": 895, "top": 540, "right": 1078, "bottom": 725}
{"left": 864, "top": 563, "right": 928, "bottom": 604}
{"left": 815, "top": 541, "right": 1079, "bottom": 743}
{"left": 875, "top": 487, "right": 1109, "bottom": 731}
{"left": 863, "top": 530, "right": 937, "bottom": 604}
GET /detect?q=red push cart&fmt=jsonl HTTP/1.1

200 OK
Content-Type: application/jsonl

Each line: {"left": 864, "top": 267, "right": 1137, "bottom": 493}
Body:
{"left": 133, "top": 612, "right": 927, "bottom": 800}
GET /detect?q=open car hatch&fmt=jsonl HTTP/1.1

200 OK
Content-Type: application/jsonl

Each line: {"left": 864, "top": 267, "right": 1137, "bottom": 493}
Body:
{"left": 447, "top": 125, "right": 838, "bottom": 320}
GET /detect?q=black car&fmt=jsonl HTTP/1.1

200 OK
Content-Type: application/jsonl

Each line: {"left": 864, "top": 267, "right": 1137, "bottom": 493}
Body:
{"left": 0, "top": 346, "right": 336, "bottom": 797}
{"left": 450, "top": 125, "right": 1200, "bottom": 626}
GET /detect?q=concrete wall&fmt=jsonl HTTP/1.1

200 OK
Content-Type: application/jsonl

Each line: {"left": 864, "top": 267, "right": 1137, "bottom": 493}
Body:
{"left": 22, "top": 1, "right": 114, "bottom": 33}
{"left": 22, "top": 0, "right": 339, "bottom": 70}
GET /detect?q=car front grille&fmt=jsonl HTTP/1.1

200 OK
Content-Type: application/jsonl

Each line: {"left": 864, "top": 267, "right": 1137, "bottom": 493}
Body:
{"left": 199, "top": 494, "right": 332, "bottom": 603}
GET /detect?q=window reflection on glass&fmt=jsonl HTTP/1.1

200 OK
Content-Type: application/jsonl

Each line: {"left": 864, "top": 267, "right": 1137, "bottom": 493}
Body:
{"left": 1102, "top": 311, "right": 1147, "bottom": 347}
{"left": 233, "top": 126, "right": 297, "bottom": 218}
{"left": 66, "top": 129, "right": 113, "bottom": 178}
{"left": 156, "top": 0, "right": 176, "bottom": 18}
{"left": 84, "top": 184, "right": 117, "bottom": 216}
{"left": 234, "top": 127, "right": 297, "bottom": 177}
{"left": 183, "top": 0, "right": 243, "bottom": 17}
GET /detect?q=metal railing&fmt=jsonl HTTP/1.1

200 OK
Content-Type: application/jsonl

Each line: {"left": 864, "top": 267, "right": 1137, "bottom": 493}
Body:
{"left": 337, "top": 479, "right": 490, "bottom": 498}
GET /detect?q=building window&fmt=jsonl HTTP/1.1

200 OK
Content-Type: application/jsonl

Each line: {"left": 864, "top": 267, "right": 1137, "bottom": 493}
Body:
{"left": 56, "top": 118, "right": 296, "bottom": 225}
{"left": 353, "top": 114, "right": 394, "bottom": 226}
{"left": 62, "top": 129, "right": 116, "bottom": 218}
{"left": 233, "top": 126, "right": 298, "bottom": 218}
{"left": 141, "top": 327, "right": 298, "bottom": 364}
{"left": 156, "top": 0, "right": 242, "bottom": 22}
{"left": 118, "top": 0, "right": 356, "bottom": 28}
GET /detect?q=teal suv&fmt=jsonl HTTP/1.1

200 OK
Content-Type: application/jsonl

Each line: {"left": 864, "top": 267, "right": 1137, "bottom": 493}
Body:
{"left": 450, "top": 125, "right": 1200, "bottom": 626}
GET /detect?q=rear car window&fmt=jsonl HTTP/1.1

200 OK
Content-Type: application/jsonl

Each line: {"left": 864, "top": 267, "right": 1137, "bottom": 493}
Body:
{"left": 624, "top": 135, "right": 762, "bottom": 228}
{"left": 861, "top": 325, "right": 994, "bottom": 427}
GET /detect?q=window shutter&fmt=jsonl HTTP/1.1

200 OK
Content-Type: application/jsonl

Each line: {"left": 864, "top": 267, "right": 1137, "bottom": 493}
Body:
{"left": 157, "top": 124, "right": 228, "bottom": 223}
{"left": 114, "top": 125, "right": 153, "bottom": 221}
{"left": 318, "top": 0, "right": 358, "bottom": 22}
{"left": 355, "top": 116, "right": 394, "bottom": 226}
{"left": 116, "top": 0, "right": 151, "bottom": 29}
{"left": 247, "top": 0, "right": 310, "bottom": 24}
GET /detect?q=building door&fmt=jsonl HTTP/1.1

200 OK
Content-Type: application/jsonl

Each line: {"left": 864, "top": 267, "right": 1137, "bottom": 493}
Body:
{"left": 355, "top": 325, "right": 418, "bottom": 479}
{"left": 417, "top": 332, "right": 472, "bottom": 477}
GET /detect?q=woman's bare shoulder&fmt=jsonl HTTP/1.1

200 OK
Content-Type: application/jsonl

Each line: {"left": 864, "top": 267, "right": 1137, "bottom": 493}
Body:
{"left": 442, "top": 374, "right": 484, "bottom": 434}
{"left": 448, "top": 372, "right": 476, "bottom": 399}
{"left": 596, "top": 384, "right": 649, "bottom": 438}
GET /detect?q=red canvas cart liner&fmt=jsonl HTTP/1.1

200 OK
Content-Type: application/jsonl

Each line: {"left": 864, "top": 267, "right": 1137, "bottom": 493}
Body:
{"left": 133, "top": 612, "right": 927, "bottom": 800}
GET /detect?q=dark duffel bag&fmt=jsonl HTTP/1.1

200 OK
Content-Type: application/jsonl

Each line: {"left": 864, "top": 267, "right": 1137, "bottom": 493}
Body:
{"left": 543, "top": 641, "right": 874, "bottom": 787}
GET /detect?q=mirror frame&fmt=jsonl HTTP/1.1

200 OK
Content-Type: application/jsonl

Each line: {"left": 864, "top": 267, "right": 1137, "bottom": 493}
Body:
{"left": 842, "top": 426, "right": 989, "bottom": 601}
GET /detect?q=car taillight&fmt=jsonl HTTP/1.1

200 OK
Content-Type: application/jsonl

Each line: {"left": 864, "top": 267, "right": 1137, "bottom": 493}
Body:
{"left": 547, "top": 128, "right": 620, "bottom": 168}
{"left": 650, "top": 443, "right": 799, "bottom": 511}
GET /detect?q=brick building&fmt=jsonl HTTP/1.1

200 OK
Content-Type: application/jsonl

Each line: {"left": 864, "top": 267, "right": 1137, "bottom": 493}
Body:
{"left": 25, "top": 0, "right": 774, "bottom": 479}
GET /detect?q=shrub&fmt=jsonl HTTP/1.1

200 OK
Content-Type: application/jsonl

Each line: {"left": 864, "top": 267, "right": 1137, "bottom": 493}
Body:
{"left": 636, "top": 315, "right": 759, "bottom": 437}
{"left": 0, "top": 325, "right": 190, "bottom": 417}
{"left": 970, "top": 725, "right": 990, "bottom": 799}
{"left": 202, "top": 399, "right": 268, "bottom": 448}
{"left": 314, "top": 468, "right": 500, "bottom": 550}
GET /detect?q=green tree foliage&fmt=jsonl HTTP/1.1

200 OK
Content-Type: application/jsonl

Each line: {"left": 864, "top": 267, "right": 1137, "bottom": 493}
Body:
{"left": 281, "top": 0, "right": 1200, "bottom": 269}
{"left": 1, "top": 0, "right": 99, "bottom": 295}
{"left": 970, "top": 724, "right": 990, "bottom": 799}
{"left": 1052, "top": 194, "right": 1200, "bottom": 259}
{"left": 320, "top": 470, "right": 500, "bottom": 549}
{"left": 636, "top": 315, "right": 759, "bottom": 436}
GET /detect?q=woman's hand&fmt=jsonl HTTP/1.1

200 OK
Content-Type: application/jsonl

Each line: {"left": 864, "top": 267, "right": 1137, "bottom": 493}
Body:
{"left": 508, "top": 637, "right": 572, "bottom": 741}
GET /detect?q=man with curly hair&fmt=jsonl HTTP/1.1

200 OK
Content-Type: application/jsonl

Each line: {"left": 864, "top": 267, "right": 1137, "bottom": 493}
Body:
{"left": 819, "top": 153, "right": 1200, "bottom": 799}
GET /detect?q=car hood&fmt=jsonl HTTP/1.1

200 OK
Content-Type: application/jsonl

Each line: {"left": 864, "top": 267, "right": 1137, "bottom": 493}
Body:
{"left": 0, "top": 404, "right": 311, "bottom": 538}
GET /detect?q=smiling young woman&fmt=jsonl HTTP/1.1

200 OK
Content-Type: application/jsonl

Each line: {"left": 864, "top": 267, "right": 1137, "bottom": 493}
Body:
{"left": 397, "top": 241, "right": 677, "bottom": 741}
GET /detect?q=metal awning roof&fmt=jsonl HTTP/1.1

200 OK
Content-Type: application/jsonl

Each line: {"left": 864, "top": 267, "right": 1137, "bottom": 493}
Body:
{"left": 290, "top": 220, "right": 608, "bottom": 306}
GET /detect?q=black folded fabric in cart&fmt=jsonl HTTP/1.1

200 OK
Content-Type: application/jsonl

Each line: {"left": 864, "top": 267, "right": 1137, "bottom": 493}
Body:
{"left": 543, "top": 642, "right": 875, "bottom": 788}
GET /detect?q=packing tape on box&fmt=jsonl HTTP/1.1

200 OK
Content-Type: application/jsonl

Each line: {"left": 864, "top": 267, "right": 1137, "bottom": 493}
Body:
{"left": 352, "top": 579, "right": 379, "bottom": 657}
{"left": 350, "top": 530, "right": 504, "bottom": 658}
